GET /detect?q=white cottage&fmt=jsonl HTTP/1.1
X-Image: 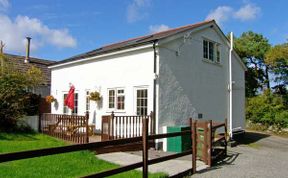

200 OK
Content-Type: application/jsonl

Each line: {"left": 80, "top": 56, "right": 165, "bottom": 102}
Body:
{"left": 49, "top": 20, "right": 246, "bottom": 139}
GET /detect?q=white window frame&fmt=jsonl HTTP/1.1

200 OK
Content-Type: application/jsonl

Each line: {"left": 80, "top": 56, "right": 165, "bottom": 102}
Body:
{"left": 203, "top": 38, "right": 221, "bottom": 64}
{"left": 136, "top": 88, "right": 148, "bottom": 116}
{"left": 107, "top": 88, "right": 125, "bottom": 112}
{"left": 63, "top": 93, "right": 68, "bottom": 114}
{"left": 85, "top": 90, "right": 90, "bottom": 113}
{"left": 72, "top": 93, "right": 78, "bottom": 115}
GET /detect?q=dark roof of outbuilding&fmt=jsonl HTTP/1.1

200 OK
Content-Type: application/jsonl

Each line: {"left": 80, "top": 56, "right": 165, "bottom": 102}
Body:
{"left": 4, "top": 53, "right": 55, "bottom": 85}
{"left": 51, "top": 20, "right": 214, "bottom": 66}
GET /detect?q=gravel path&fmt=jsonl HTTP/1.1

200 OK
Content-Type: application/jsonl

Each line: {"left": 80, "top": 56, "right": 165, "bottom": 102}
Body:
{"left": 192, "top": 132, "right": 288, "bottom": 178}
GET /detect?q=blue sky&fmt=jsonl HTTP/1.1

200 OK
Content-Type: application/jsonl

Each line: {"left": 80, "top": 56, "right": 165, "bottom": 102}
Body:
{"left": 0, "top": 0, "right": 287, "bottom": 61}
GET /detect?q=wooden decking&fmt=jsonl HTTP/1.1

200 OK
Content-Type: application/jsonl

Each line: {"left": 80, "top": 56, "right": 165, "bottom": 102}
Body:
{"left": 40, "top": 113, "right": 90, "bottom": 144}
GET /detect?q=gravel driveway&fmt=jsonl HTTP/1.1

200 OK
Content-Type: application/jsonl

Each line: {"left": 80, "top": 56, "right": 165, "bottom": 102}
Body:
{"left": 192, "top": 132, "right": 288, "bottom": 178}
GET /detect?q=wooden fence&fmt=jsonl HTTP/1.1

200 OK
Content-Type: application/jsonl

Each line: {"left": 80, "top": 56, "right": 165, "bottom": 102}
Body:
{"left": 40, "top": 112, "right": 89, "bottom": 144}
{"left": 101, "top": 111, "right": 155, "bottom": 141}
{"left": 1, "top": 118, "right": 227, "bottom": 178}
{"left": 192, "top": 119, "right": 227, "bottom": 167}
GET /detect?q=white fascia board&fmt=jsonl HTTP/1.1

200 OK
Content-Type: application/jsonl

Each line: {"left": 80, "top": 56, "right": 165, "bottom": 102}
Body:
{"left": 158, "top": 22, "right": 214, "bottom": 45}
{"left": 49, "top": 44, "right": 154, "bottom": 69}
{"left": 157, "top": 21, "right": 247, "bottom": 71}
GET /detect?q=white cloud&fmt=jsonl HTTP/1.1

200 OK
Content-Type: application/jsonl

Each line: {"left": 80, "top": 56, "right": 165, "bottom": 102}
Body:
{"left": 206, "top": 3, "right": 261, "bottom": 25}
{"left": 127, "top": 0, "right": 151, "bottom": 23}
{"left": 149, "top": 24, "right": 170, "bottom": 33}
{"left": 0, "top": 0, "right": 9, "bottom": 11}
{"left": 234, "top": 4, "right": 261, "bottom": 21}
{"left": 0, "top": 15, "right": 76, "bottom": 53}
{"left": 206, "top": 6, "right": 233, "bottom": 25}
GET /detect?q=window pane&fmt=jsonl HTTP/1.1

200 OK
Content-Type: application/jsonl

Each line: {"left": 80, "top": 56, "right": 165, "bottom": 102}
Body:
{"left": 216, "top": 45, "right": 220, "bottom": 63}
{"left": 63, "top": 94, "right": 68, "bottom": 114}
{"left": 209, "top": 41, "right": 214, "bottom": 61}
{"left": 72, "top": 93, "right": 78, "bottom": 114}
{"left": 86, "top": 91, "right": 90, "bottom": 112}
{"left": 136, "top": 89, "right": 148, "bottom": 115}
{"left": 108, "top": 90, "right": 115, "bottom": 108}
{"left": 117, "top": 95, "right": 125, "bottom": 110}
{"left": 203, "top": 40, "right": 208, "bottom": 59}
{"left": 118, "top": 89, "right": 124, "bottom": 94}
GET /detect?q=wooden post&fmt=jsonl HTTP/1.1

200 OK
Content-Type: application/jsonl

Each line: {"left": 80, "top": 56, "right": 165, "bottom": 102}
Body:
{"left": 142, "top": 117, "right": 149, "bottom": 178}
{"left": 110, "top": 111, "right": 114, "bottom": 140}
{"left": 85, "top": 111, "right": 89, "bottom": 143}
{"left": 207, "top": 120, "right": 212, "bottom": 167}
{"left": 224, "top": 118, "right": 228, "bottom": 156}
{"left": 191, "top": 119, "right": 197, "bottom": 174}
{"left": 150, "top": 111, "right": 155, "bottom": 135}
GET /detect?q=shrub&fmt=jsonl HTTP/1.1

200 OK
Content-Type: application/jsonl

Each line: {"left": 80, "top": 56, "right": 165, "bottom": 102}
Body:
{"left": 246, "top": 90, "right": 288, "bottom": 129}
{"left": 0, "top": 54, "right": 43, "bottom": 131}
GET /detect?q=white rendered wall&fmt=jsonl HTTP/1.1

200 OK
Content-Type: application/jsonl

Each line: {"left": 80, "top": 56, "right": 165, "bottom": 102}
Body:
{"left": 50, "top": 47, "right": 155, "bottom": 132}
{"left": 232, "top": 52, "right": 245, "bottom": 131}
{"left": 158, "top": 27, "right": 245, "bottom": 132}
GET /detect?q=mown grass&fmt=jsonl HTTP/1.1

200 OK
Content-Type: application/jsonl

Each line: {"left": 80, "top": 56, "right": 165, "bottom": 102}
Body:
{"left": 0, "top": 132, "right": 166, "bottom": 178}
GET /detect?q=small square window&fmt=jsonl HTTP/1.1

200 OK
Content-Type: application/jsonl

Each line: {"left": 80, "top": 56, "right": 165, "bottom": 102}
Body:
{"left": 203, "top": 39, "right": 221, "bottom": 63}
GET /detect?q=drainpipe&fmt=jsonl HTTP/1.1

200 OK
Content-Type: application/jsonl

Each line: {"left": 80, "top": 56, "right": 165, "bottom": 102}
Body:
{"left": 153, "top": 40, "right": 158, "bottom": 136}
{"left": 24, "top": 37, "right": 31, "bottom": 63}
{"left": 229, "top": 32, "right": 233, "bottom": 140}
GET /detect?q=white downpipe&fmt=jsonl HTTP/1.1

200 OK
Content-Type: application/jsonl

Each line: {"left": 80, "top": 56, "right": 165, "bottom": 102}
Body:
{"left": 229, "top": 32, "right": 233, "bottom": 139}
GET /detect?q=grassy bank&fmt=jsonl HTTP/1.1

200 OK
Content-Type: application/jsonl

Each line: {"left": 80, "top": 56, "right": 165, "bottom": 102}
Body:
{"left": 0, "top": 132, "right": 166, "bottom": 178}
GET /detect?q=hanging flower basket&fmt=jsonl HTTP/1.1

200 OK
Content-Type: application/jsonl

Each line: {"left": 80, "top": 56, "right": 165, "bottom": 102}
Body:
{"left": 45, "top": 95, "right": 56, "bottom": 103}
{"left": 89, "top": 91, "right": 102, "bottom": 101}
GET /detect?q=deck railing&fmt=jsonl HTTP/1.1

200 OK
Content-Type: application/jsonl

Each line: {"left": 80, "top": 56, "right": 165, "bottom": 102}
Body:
{"left": 40, "top": 113, "right": 89, "bottom": 144}
{"left": 101, "top": 111, "right": 155, "bottom": 141}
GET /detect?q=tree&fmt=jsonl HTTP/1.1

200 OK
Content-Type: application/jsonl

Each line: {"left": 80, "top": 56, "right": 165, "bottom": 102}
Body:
{"left": 265, "top": 43, "right": 288, "bottom": 86}
{"left": 0, "top": 54, "right": 43, "bottom": 131}
{"left": 234, "top": 31, "right": 271, "bottom": 96}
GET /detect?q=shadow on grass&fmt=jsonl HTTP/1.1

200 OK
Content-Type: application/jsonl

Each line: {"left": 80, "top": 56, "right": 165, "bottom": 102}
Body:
{"left": 234, "top": 131, "right": 270, "bottom": 145}
{"left": 0, "top": 131, "right": 39, "bottom": 141}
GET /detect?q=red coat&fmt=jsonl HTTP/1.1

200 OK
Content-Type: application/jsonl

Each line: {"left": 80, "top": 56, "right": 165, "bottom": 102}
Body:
{"left": 64, "top": 85, "right": 75, "bottom": 109}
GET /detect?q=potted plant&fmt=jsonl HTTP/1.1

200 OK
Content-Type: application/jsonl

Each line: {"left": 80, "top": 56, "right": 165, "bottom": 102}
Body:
{"left": 89, "top": 91, "right": 102, "bottom": 101}
{"left": 45, "top": 95, "right": 56, "bottom": 103}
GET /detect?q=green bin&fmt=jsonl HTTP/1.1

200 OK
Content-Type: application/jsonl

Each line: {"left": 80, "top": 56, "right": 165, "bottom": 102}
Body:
{"left": 167, "top": 126, "right": 191, "bottom": 153}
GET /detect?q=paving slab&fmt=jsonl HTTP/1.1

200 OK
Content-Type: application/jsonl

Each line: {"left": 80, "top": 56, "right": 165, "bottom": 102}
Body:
{"left": 97, "top": 151, "right": 208, "bottom": 177}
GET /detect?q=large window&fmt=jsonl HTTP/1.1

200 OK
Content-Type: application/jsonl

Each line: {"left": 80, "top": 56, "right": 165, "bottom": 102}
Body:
{"left": 108, "top": 88, "right": 125, "bottom": 111}
{"left": 203, "top": 39, "right": 221, "bottom": 63}
{"left": 136, "top": 89, "right": 148, "bottom": 116}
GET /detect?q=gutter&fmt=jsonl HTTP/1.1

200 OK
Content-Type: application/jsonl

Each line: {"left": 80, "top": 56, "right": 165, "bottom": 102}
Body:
{"left": 49, "top": 43, "right": 154, "bottom": 69}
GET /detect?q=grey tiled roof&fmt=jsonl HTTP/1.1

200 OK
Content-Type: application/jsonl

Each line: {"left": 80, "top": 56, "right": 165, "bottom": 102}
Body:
{"left": 4, "top": 53, "right": 55, "bottom": 85}
{"left": 52, "top": 20, "right": 214, "bottom": 66}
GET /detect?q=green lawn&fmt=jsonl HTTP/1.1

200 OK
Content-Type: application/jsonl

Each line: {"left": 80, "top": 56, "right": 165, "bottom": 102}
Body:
{"left": 0, "top": 132, "right": 166, "bottom": 178}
